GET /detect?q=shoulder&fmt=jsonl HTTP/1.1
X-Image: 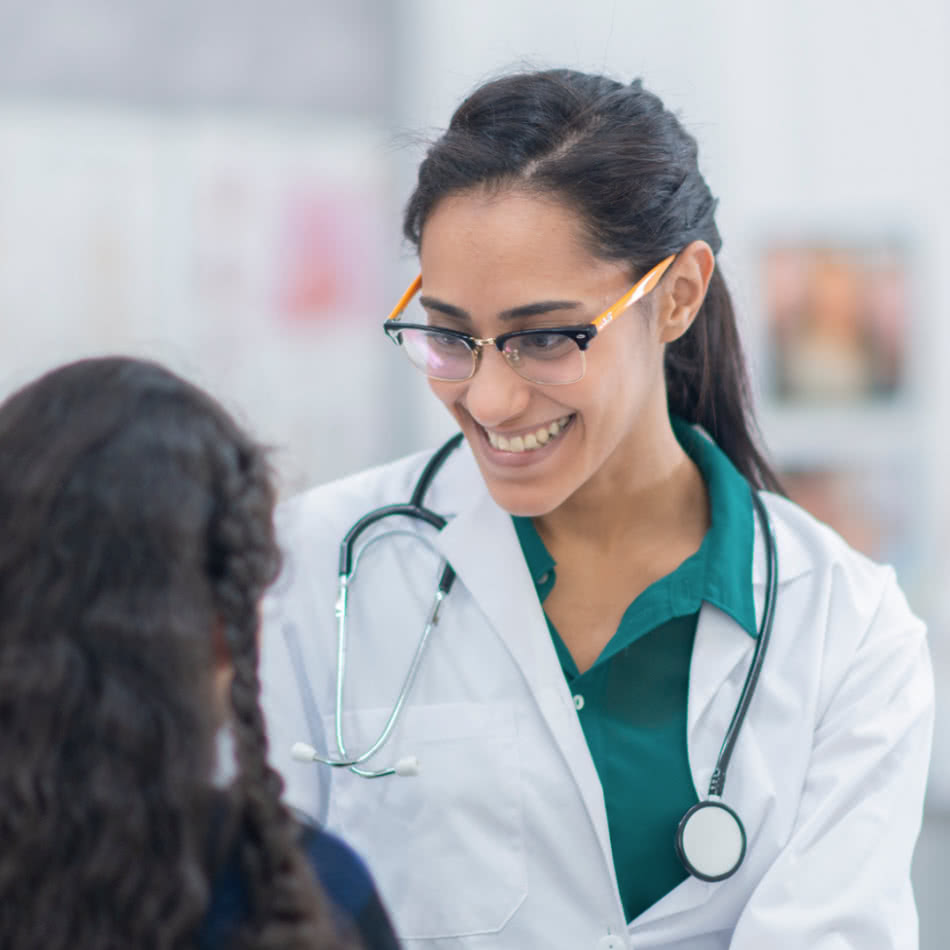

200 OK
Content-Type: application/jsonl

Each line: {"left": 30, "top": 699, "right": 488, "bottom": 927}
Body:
{"left": 197, "top": 816, "right": 399, "bottom": 950}
{"left": 295, "top": 819, "right": 401, "bottom": 949}
{"left": 276, "top": 437, "right": 477, "bottom": 540}
{"left": 758, "top": 490, "right": 929, "bottom": 711}
{"left": 270, "top": 437, "right": 481, "bottom": 591}
{"left": 295, "top": 818, "right": 377, "bottom": 913}
{"left": 760, "top": 490, "right": 908, "bottom": 612}
{"left": 760, "top": 491, "right": 881, "bottom": 575}
{"left": 266, "top": 448, "right": 438, "bottom": 610}
{"left": 277, "top": 448, "right": 432, "bottom": 535}
{"left": 761, "top": 488, "right": 922, "bottom": 634}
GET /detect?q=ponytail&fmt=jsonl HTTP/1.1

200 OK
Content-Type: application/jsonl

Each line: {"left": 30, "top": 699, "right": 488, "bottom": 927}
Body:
{"left": 666, "top": 267, "right": 783, "bottom": 493}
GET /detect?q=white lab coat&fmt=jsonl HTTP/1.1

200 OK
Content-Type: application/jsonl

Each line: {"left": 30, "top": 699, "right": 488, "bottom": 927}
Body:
{"left": 259, "top": 439, "right": 934, "bottom": 949}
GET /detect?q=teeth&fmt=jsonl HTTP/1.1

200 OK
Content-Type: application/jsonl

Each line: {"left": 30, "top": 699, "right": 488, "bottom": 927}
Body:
{"left": 548, "top": 416, "right": 570, "bottom": 437}
{"left": 486, "top": 415, "right": 573, "bottom": 454}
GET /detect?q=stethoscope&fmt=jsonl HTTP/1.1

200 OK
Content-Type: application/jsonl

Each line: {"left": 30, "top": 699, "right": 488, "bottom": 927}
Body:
{"left": 292, "top": 431, "right": 778, "bottom": 884}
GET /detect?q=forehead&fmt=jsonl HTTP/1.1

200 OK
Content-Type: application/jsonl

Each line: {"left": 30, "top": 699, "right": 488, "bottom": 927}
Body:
{"left": 418, "top": 189, "right": 625, "bottom": 301}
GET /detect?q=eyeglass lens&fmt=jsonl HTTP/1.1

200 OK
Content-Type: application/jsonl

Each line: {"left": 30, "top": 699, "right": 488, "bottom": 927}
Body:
{"left": 397, "top": 326, "right": 585, "bottom": 385}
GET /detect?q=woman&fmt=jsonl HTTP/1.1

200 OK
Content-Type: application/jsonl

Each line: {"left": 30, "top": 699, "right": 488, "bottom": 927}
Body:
{"left": 260, "top": 70, "right": 933, "bottom": 948}
{"left": 0, "top": 357, "right": 399, "bottom": 949}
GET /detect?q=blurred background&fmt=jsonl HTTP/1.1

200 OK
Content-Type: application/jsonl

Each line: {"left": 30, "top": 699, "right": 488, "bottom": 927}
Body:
{"left": 0, "top": 0, "right": 947, "bottom": 942}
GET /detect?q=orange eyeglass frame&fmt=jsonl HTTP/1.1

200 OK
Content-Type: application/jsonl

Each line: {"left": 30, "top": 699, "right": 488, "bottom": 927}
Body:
{"left": 384, "top": 254, "right": 677, "bottom": 331}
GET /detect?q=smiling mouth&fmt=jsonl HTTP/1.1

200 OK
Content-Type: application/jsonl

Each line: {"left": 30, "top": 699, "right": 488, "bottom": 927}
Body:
{"left": 484, "top": 415, "right": 574, "bottom": 454}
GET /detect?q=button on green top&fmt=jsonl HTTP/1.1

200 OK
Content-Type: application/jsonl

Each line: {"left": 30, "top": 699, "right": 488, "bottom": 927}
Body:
{"left": 512, "top": 416, "right": 756, "bottom": 922}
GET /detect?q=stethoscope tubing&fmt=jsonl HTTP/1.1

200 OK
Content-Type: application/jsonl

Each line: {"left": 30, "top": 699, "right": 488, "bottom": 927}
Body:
{"left": 318, "top": 434, "right": 465, "bottom": 777}
{"left": 707, "top": 489, "right": 778, "bottom": 798}
{"left": 333, "top": 574, "right": 448, "bottom": 775}
{"left": 673, "top": 489, "right": 778, "bottom": 881}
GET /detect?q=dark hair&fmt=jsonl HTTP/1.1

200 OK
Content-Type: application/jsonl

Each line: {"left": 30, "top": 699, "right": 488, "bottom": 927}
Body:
{"left": 0, "top": 358, "right": 349, "bottom": 949}
{"left": 405, "top": 68, "right": 782, "bottom": 492}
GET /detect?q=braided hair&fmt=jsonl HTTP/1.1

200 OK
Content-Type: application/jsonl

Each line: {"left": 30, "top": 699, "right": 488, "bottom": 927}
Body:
{"left": 0, "top": 357, "right": 351, "bottom": 949}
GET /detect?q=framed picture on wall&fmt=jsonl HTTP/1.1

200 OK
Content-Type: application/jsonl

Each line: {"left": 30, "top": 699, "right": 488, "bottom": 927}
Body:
{"left": 778, "top": 463, "right": 913, "bottom": 572}
{"left": 762, "top": 240, "right": 909, "bottom": 404}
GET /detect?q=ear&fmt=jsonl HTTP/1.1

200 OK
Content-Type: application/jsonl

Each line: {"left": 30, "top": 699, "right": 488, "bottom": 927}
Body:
{"left": 212, "top": 619, "right": 236, "bottom": 724}
{"left": 212, "top": 618, "right": 231, "bottom": 668}
{"left": 656, "top": 240, "right": 716, "bottom": 344}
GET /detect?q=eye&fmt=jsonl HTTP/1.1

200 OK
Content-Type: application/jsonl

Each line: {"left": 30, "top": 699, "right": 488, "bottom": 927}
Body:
{"left": 513, "top": 332, "right": 575, "bottom": 359}
{"left": 427, "top": 330, "right": 469, "bottom": 353}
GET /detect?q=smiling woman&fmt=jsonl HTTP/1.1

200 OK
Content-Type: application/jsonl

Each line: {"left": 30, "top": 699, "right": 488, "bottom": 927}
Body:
{"left": 260, "top": 69, "right": 933, "bottom": 950}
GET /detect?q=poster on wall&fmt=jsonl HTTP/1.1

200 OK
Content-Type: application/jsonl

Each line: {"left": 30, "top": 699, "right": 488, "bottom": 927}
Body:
{"left": 762, "top": 241, "right": 909, "bottom": 404}
{"left": 0, "top": 108, "right": 392, "bottom": 495}
{"left": 183, "top": 123, "right": 387, "bottom": 337}
{"left": 178, "top": 119, "right": 391, "bottom": 494}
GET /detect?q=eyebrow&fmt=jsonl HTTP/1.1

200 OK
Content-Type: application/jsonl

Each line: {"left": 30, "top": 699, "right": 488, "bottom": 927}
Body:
{"left": 418, "top": 296, "right": 583, "bottom": 323}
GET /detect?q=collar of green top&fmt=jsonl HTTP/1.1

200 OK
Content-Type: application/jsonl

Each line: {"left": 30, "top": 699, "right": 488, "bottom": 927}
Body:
{"left": 511, "top": 414, "right": 757, "bottom": 638}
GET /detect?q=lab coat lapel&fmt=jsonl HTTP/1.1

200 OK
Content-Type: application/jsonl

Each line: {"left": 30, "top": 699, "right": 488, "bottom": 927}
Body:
{"left": 434, "top": 487, "right": 545, "bottom": 685}
{"left": 433, "top": 473, "right": 617, "bottom": 869}
{"left": 628, "top": 575, "right": 762, "bottom": 929}
{"left": 638, "top": 604, "right": 758, "bottom": 922}
{"left": 689, "top": 495, "right": 812, "bottom": 783}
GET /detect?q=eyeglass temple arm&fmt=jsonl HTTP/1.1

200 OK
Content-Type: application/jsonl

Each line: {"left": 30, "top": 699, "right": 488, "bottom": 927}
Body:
{"left": 593, "top": 254, "right": 676, "bottom": 331}
{"left": 386, "top": 274, "right": 423, "bottom": 323}
{"left": 387, "top": 256, "right": 674, "bottom": 329}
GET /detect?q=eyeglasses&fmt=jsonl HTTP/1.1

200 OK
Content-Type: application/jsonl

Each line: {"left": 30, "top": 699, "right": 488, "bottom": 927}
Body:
{"left": 382, "top": 254, "right": 675, "bottom": 385}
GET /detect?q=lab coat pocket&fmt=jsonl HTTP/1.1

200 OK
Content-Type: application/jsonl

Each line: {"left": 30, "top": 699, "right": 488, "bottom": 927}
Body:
{"left": 323, "top": 702, "right": 527, "bottom": 940}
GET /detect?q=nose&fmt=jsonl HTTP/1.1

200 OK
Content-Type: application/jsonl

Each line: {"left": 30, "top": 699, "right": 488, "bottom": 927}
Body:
{"left": 463, "top": 345, "right": 531, "bottom": 427}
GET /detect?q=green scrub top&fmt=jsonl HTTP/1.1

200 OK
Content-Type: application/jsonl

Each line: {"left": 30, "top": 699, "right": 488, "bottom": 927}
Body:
{"left": 512, "top": 415, "right": 757, "bottom": 923}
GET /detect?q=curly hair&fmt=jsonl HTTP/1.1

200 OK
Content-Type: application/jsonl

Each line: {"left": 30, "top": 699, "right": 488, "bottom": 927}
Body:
{"left": 0, "top": 357, "right": 351, "bottom": 949}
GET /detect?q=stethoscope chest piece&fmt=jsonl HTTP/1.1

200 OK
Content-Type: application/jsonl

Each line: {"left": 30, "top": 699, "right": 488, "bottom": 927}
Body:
{"left": 675, "top": 798, "right": 747, "bottom": 882}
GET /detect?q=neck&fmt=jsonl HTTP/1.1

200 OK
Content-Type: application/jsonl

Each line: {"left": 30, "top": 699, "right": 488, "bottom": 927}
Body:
{"left": 535, "top": 412, "right": 708, "bottom": 554}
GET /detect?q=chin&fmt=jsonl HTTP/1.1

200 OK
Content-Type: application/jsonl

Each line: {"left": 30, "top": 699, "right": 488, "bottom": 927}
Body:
{"left": 482, "top": 478, "right": 567, "bottom": 519}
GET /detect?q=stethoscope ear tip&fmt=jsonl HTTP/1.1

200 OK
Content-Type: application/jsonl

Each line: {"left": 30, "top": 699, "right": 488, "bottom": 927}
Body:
{"left": 291, "top": 741, "right": 319, "bottom": 762}
{"left": 394, "top": 756, "right": 420, "bottom": 777}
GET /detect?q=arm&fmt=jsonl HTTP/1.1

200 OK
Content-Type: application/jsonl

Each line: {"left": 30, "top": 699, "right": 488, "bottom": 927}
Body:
{"left": 731, "top": 569, "right": 934, "bottom": 949}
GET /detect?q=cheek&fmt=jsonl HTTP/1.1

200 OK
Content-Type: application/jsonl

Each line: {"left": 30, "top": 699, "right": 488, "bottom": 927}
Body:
{"left": 428, "top": 378, "right": 464, "bottom": 413}
{"left": 428, "top": 377, "right": 452, "bottom": 403}
{"left": 620, "top": 314, "right": 665, "bottom": 375}
{"left": 584, "top": 332, "right": 649, "bottom": 396}
{"left": 578, "top": 329, "right": 662, "bottom": 422}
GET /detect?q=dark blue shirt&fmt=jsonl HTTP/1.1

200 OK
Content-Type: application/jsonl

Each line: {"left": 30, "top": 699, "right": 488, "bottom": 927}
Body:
{"left": 198, "top": 816, "right": 399, "bottom": 948}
